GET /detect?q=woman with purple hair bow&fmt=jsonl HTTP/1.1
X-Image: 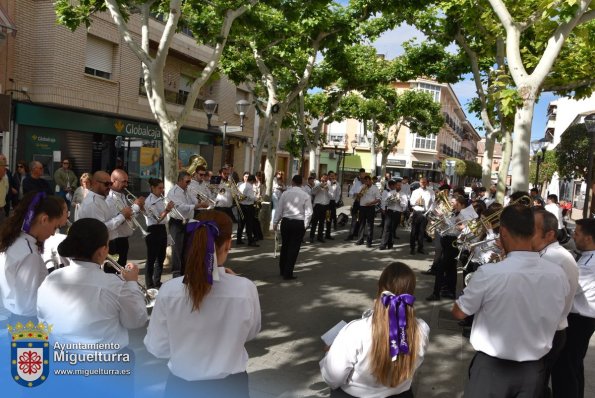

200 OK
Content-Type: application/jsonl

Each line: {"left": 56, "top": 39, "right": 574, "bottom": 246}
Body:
{"left": 320, "top": 262, "right": 430, "bottom": 398}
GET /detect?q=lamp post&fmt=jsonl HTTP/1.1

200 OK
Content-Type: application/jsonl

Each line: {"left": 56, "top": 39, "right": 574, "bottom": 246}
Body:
{"left": 530, "top": 139, "right": 547, "bottom": 190}
{"left": 583, "top": 113, "right": 595, "bottom": 218}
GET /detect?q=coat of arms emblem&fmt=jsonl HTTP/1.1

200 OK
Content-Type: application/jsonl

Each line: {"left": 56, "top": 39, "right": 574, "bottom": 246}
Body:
{"left": 8, "top": 321, "right": 52, "bottom": 387}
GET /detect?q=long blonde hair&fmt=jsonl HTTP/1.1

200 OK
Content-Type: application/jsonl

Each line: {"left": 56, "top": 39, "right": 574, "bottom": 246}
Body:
{"left": 370, "top": 262, "right": 420, "bottom": 387}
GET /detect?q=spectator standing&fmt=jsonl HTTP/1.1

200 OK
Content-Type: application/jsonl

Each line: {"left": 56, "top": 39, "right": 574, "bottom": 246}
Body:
{"left": 54, "top": 158, "right": 77, "bottom": 207}
{"left": 23, "top": 161, "right": 53, "bottom": 196}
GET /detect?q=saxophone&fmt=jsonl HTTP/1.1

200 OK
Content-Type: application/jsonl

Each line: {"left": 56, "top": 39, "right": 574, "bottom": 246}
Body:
{"left": 355, "top": 185, "right": 369, "bottom": 201}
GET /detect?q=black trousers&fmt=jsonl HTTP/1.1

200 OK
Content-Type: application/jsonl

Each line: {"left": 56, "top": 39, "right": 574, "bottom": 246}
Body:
{"left": 279, "top": 218, "right": 305, "bottom": 278}
{"left": 543, "top": 329, "right": 566, "bottom": 398}
{"left": 326, "top": 200, "right": 337, "bottom": 234}
{"left": 433, "top": 235, "right": 459, "bottom": 295}
{"left": 465, "top": 351, "right": 545, "bottom": 398}
{"left": 310, "top": 203, "right": 328, "bottom": 240}
{"left": 168, "top": 218, "right": 186, "bottom": 278}
{"left": 215, "top": 206, "right": 235, "bottom": 223}
{"left": 237, "top": 204, "right": 256, "bottom": 243}
{"left": 410, "top": 211, "right": 427, "bottom": 250}
{"left": 145, "top": 224, "right": 167, "bottom": 288}
{"left": 551, "top": 313, "right": 595, "bottom": 398}
{"left": 381, "top": 209, "right": 401, "bottom": 248}
{"left": 349, "top": 201, "right": 361, "bottom": 237}
{"left": 330, "top": 387, "right": 413, "bottom": 398}
{"left": 165, "top": 371, "right": 249, "bottom": 398}
{"left": 108, "top": 237, "right": 129, "bottom": 267}
{"left": 357, "top": 205, "right": 375, "bottom": 244}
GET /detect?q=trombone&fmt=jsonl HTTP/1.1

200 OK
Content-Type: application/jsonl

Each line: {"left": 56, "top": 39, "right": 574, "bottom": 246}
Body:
{"left": 103, "top": 255, "right": 158, "bottom": 308}
{"left": 114, "top": 195, "right": 149, "bottom": 236}
{"left": 225, "top": 179, "right": 245, "bottom": 220}
{"left": 188, "top": 186, "right": 216, "bottom": 206}
{"left": 159, "top": 195, "right": 189, "bottom": 224}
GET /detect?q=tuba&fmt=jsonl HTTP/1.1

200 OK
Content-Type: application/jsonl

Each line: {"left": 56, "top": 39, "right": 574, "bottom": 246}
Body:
{"left": 425, "top": 190, "right": 453, "bottom": 236}
{"left": 184, "top": 155, "right": 208, "bottom": 176}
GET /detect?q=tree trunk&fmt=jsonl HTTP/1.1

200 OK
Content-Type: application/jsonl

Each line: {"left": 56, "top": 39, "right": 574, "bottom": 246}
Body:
{"left": 510, "top": 94, "right": 537, "bottom": 192}
{"left": 482, "top": 134, "right": 496, "bottom": 188}
{"left": 159, "top": 122, "right": 181, "bottom": 192}
{"left": 496, "top": 129, "right": 512, "bottom": 203}
{"left": 309, "top": 148, "right": 317, "bottom": 176}
{"left": 380, "top": 150, "right": 388, "bottom": 179}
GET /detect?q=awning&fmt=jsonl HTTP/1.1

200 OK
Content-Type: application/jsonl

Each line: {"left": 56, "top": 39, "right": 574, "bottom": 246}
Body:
{"left": 344, "top": 152, "right": 373, "bottom": 172}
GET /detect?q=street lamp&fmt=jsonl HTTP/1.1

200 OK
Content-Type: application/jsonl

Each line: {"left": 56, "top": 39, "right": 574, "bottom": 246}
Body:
{"left": 530, "top": 139, "right": 548, "bottom": 189}
{"left": 236, "top": 99, "right": 250, "bottom": 130}
{"left": 583, "top": 113, "right": 595, "bottom": 218}
{"left": 350, "top": 139, "right": 358, "bottom": 155}
{"left": 203, "top": 99, "right": 218, "bottom": 129}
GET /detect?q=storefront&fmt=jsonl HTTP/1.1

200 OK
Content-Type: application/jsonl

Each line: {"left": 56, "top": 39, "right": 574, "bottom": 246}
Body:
{"left": 13, "top": 102, "right": 215, "bottom": 194}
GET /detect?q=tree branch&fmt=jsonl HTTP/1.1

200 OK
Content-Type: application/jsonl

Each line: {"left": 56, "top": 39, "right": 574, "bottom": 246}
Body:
{"left": 517, "top": 0, "right": 564, "bottom": 32}
{"left": 543, "top": 78, "right": 595, "bottom": 93}
{"left": 104, "top": 0, "right": 153, "bottom": 66}
{"left": 153, "top": 0, "right": 182, "bottom": 77}
{"left": 578, "top": 9, "right": 595, "bottom": 24}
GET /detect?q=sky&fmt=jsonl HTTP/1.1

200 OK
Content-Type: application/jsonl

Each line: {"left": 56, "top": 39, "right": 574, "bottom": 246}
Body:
{"left": 370, "top": 23, "right": 555, "bottom": 141}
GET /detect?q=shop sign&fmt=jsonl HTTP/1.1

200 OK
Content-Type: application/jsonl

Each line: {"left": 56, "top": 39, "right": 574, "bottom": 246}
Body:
{"left": 114, "top": 120, "right": 162, "bottom": 140}
{"left": 412, "top": 161, "right": 432, "bottom": 169}
{"left": 387, "top": 159, "right": 406, "bottom": 167}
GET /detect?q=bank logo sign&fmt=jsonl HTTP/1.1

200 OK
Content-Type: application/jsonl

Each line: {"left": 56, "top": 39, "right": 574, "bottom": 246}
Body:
{"left": 8, "top": 321, "right": 51, "bottom": 387}
{"left": 114, "top": 119, "right": 161, "bottom": 139}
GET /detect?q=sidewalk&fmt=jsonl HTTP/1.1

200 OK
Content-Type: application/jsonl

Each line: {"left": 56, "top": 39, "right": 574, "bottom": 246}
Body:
{"left": 126, "top": 217, "right": 595, "bottom": 398}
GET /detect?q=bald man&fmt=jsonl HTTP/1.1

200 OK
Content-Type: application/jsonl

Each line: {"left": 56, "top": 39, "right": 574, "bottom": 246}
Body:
{"left": 22, "top": 160, "right": 53, "bottom": 196}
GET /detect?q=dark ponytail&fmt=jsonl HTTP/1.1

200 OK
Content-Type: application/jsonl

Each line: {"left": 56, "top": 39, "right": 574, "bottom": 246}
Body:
{"left": 58, "top": 218, "right": 108, "bottom": 260}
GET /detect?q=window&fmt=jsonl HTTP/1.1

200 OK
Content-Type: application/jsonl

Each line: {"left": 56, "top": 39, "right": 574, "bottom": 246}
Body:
{"left": 85, "top": 36, "right": 114, "bottom": 79}
{"left": 413, "top": 133, "right": 437, "bottom": 150}
{"left": 416, "top": 83, "right": 441, "bottom": 102}
{"left": 328, "top": 134, "right": 345, "bottom": 144}
{"left": 176, "top": 75, "right": 204, "bottom": 109}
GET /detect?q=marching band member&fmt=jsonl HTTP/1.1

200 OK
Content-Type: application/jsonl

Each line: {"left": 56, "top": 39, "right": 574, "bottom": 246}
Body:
{"left": 355, "top": 176, "right": 381, "bottom": 248}
{"left": 188, "top": 165, "right": 214, "bottom": 211}
{"left": 144, "top": 210, "right": 261, "bottom": 397}
{"left": 326, "top": 171, "right": 341, "bottom": 234}
{"left": 167, "top": 171, "right": 203, "bottom": 278}
{"left": 215, "top": 167, "right": 236, "bottom": 222}
{"left": 237, "top": 173, "right": 259, "bottom": 247}
{"left": 320, "top": 262, "right": 429, "bottom": 397}
{"left": 37, "top": 218, "right": 148, "bottom": 346}
{"left": 303, "top": 175, "right": 315, "bottom": 199}
{"left": 400, "top": 176, "right": 412, "bottom": 227}
{"left": 105, "top": 169, "right": 145, "bottom": 267}
{"left": 552, "top": 218, "right": 595, "bottom": 398}
{"left": 310, "top": 173, "right": 331, "bottom": 243}
{"left": 452, "top": 205, "right": 568, "bottom": 398}
{"left": 144, "top": 178, "right": 175, "bottom": 289}
{"left": 379, "top": 180, "right": 408, "bottom": 250}
{"left": 273, "top": 175, "right": 313, "bottom": 280}
{"left": 0, "top": 192, "right": 66, "bottom": 320}
{"left": 531, "top": 209, "right": 578, "bottom": 397}
{"left": 346, "top": 168, "right": 366, "bottom": 241}
{"left": 409, "top": 178, "right": 434, "bottom": 255}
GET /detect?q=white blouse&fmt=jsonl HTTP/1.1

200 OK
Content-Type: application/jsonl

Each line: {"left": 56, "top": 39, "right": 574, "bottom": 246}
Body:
{"left": 320, "top": 315, "right": 430, "bottom": 398}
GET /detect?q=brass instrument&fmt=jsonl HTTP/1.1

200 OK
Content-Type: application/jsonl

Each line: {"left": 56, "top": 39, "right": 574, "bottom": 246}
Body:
{"left": 225, "top": 179, "right": 245, "bottom": 220}
{"left": 114, "top": 194, "right": 149, "bottom": 237}
{"left": 184, "top": 155, "right": 208, "bottom": 176}
{"left": 160, "top": 195, "right": 189, "bottom": 224}
{"left": 355, "top": 185, "right": 369, "bottom": 201}
{"left": 103, "top": 255, "right": 158, "bottom": 308}
{"left": 188, "top": 185, "right": 216, "bottom": 206}
{"left": 425, "top": 190, "right": 453, "bottom": 236}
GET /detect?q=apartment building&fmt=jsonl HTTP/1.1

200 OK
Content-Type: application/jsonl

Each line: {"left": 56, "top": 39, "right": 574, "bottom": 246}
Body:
{"left": 0, "top": 0, "right": 254, "bottom": 192}
{"left": 323, "top": 78, "right": 480, "bottom": 183}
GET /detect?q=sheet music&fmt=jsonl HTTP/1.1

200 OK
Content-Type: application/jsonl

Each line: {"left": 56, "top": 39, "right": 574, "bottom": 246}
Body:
{"left": 321, "top": 320, "right": 347, "bottom": 346}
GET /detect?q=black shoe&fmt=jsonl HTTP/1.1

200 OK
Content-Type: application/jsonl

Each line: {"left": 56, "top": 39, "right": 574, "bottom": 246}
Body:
{"left": 426, "top": 293, "right": 441, "bottom": 301}
{"left": 417, "top": 248, "right": 425, "bottom": 254}
{"left": 410, "top": 248, "right": 416, "bottom": 255}
{"left": 325, "top": 236, "right": 335, "bottom": 240}
{"left": 317, "top": 238, "right": 326, "bottom": 243}
{"left": 309, "top": 238, "right": 314, "bottom": 244}
{"left": 236, "top": 240, "right": 245, "bottom": 245}
{"left": 421, "top": 268, "right": 436, "bottom": 275}
{"left": 387, "top": 245, "right": 393, "bottom": 249}
{"left": 379, "top": 246, "right": 387, "bottom": 250}
{"left": 248, "top": 242, "right": 260, "bottom": 247}
{"left": 283, "top": 275, "right": 298, "bottom": 280}
{"left": 355, "top": 241, "right": 364, "bottom": 245}
{"left": 366, "top": 243, "right": 372, "bottom": 248}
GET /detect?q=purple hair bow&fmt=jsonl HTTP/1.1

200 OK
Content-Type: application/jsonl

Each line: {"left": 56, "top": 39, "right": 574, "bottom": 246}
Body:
{"left": 22, "top": 192, "right": 47, "bottom": 234}
{"left": 381, "top": 291, "right": 416, "bottom": 361}
{"left": 186, "top": 221, "right": 220, "bottom": 284}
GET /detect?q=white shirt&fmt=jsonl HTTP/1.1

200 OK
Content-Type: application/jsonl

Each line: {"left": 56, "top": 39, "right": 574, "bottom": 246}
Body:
{"left": 545, "top": 203, "right": 564, "bottom": 229}
{"left": 272, "top": 177, "right": 285, "bottom": 199}
{"left": 572, "top": 250, "right": 595, "bottom": 318}
{"left": 328, "top": 181, "right": 341, "bottom": 202}
{"left": 382, "top": 190, "right": 408, "bottom": 212}
{"left": 409, "top": 188, "right": 435, "bottom": 212}
{"left": 37, "top": 260, "right": 147, "bottom": 347}
{"left": 349, "top": 178, "right": 363, "bottom": 198}
{"left": 167, "top": 185, "right": 196, "bottom": 221}
{"left": 215, "top": 179, "right": 234, "bottom": 208}
{"left": 457, "top": 251, "right": 569, "bottom": 361}
{"left": 106, "top": 190, "right": 137, "bottom": 238}
{"left": 400, "top": 182, "right": 411, "bottom": 197}
{"left": 77, "top": 191, "right": 127, "bottom": 241}
{"left": 0, "top": 233, "right": 47, "bottom": 316}
{"left": 272, "top": 186, "right": 313, "bottom": 228}
{"left": 238, "top": 182, "right": 256, "bottom": 205}
{"left": 540, "top": 241, "right": 579, "bottom": 329}
{"left": 144, "top": 193, "right": 167, "bottom": 226}
{"left": 312, "top": 182, "right": 331, "bottom": 206}
{"left": 144, "top": 268, "right": 261, "bottom": 380}
{"left": 359, "top": 185, "right": 381, "bottom": 207}
{"left": 320, "top": 316, "right": 429, "bottom": 398}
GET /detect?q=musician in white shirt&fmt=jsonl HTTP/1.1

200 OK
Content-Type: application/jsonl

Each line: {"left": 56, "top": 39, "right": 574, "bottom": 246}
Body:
{"left": 188, "top": 166, "right": 214, "bottom": 212}
{"left": 144, "top": 178, "right": 175, "bottom": 289}
{"left": 552, "top": 218, "right": 595, "bottom": 398}
{"left": 237, "top": 173, "right": 258, "bottom": 247}
{"left": 273, "top": 175, "right": 313, "bottom": 280}
{"left": 310, "top": 174, "right": 331, "bottom": 243}
{"left": 0, "top": 192, "right": 67, "bottom": 319}
{"left": 145, "top": 210, "right": 260, "bottom": 396}
{"left": 452, "top": 205, "right": 569, "bottom": 398}
{"left": 408, "top": 178, "right": 435, "bottom": 255}
{"left": 355, "top": 176, "right": 381, "bottom": 248}
{"left": 379, "top": 180, "right": 408, "bottom": 250}
{"left": 77, "top": 171, "right": 132, "bottom": 260}
{"left": 346, "top": 168, "right": 366, "bottom": 240}
{"left": 167, "top": 172, "right": 202, "bottom": 278}
{"left": 326, "top": 171, "right": 341, "bottom": 234}
{"left": 545, "top": 194, "right": 565, "bottom": 241}
{"left": 37, "top": 218, "right": 147, "bottom": 346}
{"left": 215, "top": 167, "right": 236, "bottom": 222}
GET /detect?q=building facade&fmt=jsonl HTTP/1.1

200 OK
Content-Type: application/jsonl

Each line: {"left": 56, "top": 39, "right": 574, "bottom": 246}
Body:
{"left": 0, "top": 0, "right": 254, "bottom": 193}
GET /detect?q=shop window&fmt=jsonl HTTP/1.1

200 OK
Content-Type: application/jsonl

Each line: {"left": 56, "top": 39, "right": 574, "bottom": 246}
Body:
{"left": 85, "top": 35, "right": 114, "bottom": 80}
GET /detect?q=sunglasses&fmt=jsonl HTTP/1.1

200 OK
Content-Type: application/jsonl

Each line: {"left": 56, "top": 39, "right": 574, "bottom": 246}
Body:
{"left": 98, "top": 180, "right": 112, "bottom": 187}
{"left": 184, "top": 180, "right": 192, "bottom": 184}
{"left": 198, "top": 173, "right": 206, "bottom": 176}
{"left": 17, "top": 165, "right": 24, "bottom": 168}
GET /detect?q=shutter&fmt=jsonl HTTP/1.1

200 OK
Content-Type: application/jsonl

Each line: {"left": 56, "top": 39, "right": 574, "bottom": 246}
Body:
{"left": 62, "top": 131, "right": 93, "bottom": 178}
{"left": 85, "top": 36, "right": 113, "bottom": 74}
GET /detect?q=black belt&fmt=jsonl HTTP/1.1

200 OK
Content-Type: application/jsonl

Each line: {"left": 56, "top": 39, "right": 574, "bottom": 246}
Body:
{"left": 169, "top": 218, "right": 185, "bottom": 224}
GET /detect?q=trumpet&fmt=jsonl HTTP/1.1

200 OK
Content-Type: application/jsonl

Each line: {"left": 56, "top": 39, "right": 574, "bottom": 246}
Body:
{"left": 114, "top": 195, "right": 149, "bottom": 236}
{"left": 103, "top": 255, "right": 158, "bottom": 308}
{"left": 188, "top": 186, "right": 216, "bottom": 206}
{"left": 159, "top": 195, "right": 189, "bottom": 224}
